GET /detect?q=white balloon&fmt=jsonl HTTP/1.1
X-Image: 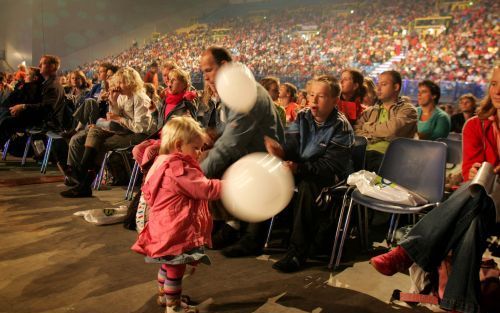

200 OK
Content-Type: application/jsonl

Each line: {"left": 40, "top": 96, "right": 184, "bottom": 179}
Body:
{"left": 215, "top": 62, "right": 257, "bottom": 113}
{"left": 221, "top": 153, "right": 295, "bottom": 223}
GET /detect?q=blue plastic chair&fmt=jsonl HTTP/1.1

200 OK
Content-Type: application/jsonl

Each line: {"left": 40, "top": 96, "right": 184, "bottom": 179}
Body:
{"left": 329, "top": 138, "right": 447, "bottom": 271}
{"left": 327, "top": 136, "right": 368, "bottom": 269}
{"left": 93, "top": 147, "right": 133, "bottom": 191}
{"left": 124, "top": 161, "right": 140, "bottom": 200}
{"left": 2, "top": 139, "right": 10, "bottom": 160}
{"left": 21, "top": 129, "right": 44, "bottom": 166}
{"left": 40, "top": 131, "right": 63, "bottom": 174}
{"left": 447, "top": 133, "right": 462, "bottom": 141}
{"left": 437, "top": 137, "right": 462, "bottom": 165}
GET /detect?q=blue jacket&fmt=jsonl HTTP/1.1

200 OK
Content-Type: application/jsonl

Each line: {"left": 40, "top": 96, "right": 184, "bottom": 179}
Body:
{"left": 284, "top": 108, "right": 354, "bottom": 186}
{"left": 88, "top": 82, "right": 103, "bottom": 99}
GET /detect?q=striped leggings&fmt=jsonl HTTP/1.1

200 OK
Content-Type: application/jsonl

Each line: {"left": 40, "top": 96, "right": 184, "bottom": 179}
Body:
{"left": 157, "top": 264, "right": 186, "bottom": 303}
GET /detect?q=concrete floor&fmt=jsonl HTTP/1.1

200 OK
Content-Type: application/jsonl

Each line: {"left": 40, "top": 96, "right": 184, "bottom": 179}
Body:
{"left": 0, "top": 158, "right": 436, "bottom": 313}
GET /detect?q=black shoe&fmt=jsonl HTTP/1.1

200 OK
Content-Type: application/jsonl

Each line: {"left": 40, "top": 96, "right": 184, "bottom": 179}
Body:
{"left": 221, "top": 238, "right": 263, "bottom": 258}
{"left": 272, "top": 251, "right": 305, "bottom": 273}
{"left": 60, "top": 185, "right": 92, "bottom": 198}
{"left": 211, "top": 224, "right": 240, "bottom": 250}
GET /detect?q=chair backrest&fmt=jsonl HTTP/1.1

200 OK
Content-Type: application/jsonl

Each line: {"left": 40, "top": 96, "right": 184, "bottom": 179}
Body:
{"left": 352, "top": 136, "right": 368, "bottom": 172}
{"left": 447, "top": 133, "right": 462, "bottom": 141}
{"left": 379, "top": 138, "right": 447, "bottom": 203}
{"left": 436, "top": 138, "right": 462, "bottom": 165}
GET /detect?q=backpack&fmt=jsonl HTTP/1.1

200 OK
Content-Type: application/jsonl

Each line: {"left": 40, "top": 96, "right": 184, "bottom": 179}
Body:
{"left": 391, "top": 257, "right": 500, "bottom": 313}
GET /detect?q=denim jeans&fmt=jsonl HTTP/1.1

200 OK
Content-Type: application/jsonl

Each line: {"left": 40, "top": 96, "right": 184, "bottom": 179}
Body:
{"left": 401, "top": 183, "right": 496, "bottom": 313}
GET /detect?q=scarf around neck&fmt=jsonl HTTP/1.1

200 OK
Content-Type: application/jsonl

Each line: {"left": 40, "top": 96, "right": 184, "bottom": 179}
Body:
{"left": 164, "top": 91, "right": 186, "bottom": 119}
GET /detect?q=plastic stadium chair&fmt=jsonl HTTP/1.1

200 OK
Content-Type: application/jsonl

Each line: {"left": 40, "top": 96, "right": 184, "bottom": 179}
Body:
{"left": 124, "top": 161, "right": 140, "bottom": 200}
{"left": 93, "top": 146, "right": 132, "bottom": 190}
{"left": 437, "top": 137, "right": 462, "bottom": 165}
{"left": 40, "top": 131, "right": 63, "bottom": 174}
{"left": 329, "top": 138, "right": 447, "bottom": 271}
{"left": 447, "top": 133, "right": 462, "bottom": 141}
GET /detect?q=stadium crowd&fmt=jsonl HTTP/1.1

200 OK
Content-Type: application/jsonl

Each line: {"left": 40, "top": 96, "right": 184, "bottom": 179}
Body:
{"left": 76, "top": 0, "right": 498, "bottom": 83}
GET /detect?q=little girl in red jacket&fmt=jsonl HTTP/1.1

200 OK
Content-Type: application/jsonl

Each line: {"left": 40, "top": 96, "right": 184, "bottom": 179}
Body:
{"left": 132, "top": 116, "right": 221, "bottom": 313}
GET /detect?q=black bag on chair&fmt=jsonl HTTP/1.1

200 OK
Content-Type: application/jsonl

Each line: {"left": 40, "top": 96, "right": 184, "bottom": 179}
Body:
{"left": 106, "top": 151, "right": 132, "bottom": 186}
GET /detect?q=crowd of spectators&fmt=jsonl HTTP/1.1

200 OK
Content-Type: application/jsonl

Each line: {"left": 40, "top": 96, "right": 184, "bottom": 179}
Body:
{"left": 394, "top": 0, "right": 498, "bottom": 83}
{"left": 76, "top": 0, "right": 497, "bottom": 84}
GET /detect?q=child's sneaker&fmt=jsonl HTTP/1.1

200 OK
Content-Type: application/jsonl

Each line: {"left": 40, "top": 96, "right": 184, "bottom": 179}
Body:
{"left": 165, "top": 299, "right": 198, "bottom": 313}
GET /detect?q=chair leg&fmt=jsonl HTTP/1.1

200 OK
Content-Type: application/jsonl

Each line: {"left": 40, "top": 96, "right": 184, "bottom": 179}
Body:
{"left": 334, "top": 197, "right": 355, "bottom": 271}
{"left": 125, "top": 161, "right": 139, "bottom": 200}
{"left": 328, "top": 189, "right": 351, "bottom": 270}
{"left": 386, "top": 214, "right": 396, "bottom": 245}
{"left": 94, "top": 152, "right": 110, "bottom": 190}
{"left": 389, "top": 214, "right": 401, "bottom": 245}
{"left": 40, "top": 137, "right": 53, "bottom": 174}
{"left": 363, "top": 207, "right": 369, "bottom": 250}
{"left": 263, "top": 216, "right": 275, "bottom": 249}
{"left": 21, "top": 135, "right": 32, "bottom": 166}
{"left": 357, "top": 205, "right": 365, "bottom": 249}
{"left": 2, "top": 139, "right": 10, "bottom": 160}
{"left": 119, "top": 151, "right": 132, "bottom": 174}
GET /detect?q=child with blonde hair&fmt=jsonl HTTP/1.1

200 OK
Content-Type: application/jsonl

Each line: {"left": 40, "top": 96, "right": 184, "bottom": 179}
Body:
{"left": 132, "top": 116, "right": 220, "bottom": 313}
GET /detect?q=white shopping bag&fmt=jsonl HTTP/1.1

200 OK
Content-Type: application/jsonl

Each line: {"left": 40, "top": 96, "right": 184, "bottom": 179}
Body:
{"left": 347, "top": 170, "right": 428, "bottom": 206}
{"left": 74, "top": 205, "right": 128, "bottom": 225}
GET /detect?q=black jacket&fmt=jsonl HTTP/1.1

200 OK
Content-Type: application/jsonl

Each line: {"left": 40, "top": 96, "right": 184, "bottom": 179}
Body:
{"left": 24, "top": 76, "right": 65, "bottom": 130}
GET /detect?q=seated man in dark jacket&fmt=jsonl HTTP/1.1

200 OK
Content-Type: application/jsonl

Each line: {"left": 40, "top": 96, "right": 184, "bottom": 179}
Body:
{"left": 265, "top": 75, "right": 354, "bottom": 273}
{"left": 0, "top": 55, "right": 65, "bottom": 146}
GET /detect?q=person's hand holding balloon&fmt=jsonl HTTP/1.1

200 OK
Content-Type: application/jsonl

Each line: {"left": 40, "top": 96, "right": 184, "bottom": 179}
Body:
{"left": 264, "top": 136, "right": 285, "bottom": 159}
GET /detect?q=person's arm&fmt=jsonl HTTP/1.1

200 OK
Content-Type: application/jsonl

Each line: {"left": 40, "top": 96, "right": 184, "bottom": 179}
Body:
{"left": 462, "top": 118, "right": 484, "bottom": 181}
{"left": 354, "top": 107, "right": 371, "bottom": 137}
{"left": 360, "top": 104, "right": 417, "bottom": 138}
{"left": 24, "top": 83, "right": 58, "bottom": 112}
{"left": 201, "top": 109, "right": 258, "bottom": 178}
{"left": 296, "top": 143, "right": 351, "bottom": 181}
{"left": 172, "top": 161, "right": 222, "bottom": 200}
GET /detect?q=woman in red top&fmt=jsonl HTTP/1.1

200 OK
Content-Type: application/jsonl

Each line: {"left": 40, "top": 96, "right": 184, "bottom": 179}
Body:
{"left": 462, "top": 67, "right": 500, "bottom": 181}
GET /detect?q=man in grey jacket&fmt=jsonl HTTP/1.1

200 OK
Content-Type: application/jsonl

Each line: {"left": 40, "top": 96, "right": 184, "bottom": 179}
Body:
{"left": 199, "top": 46, "right": 284, "bottom": 257}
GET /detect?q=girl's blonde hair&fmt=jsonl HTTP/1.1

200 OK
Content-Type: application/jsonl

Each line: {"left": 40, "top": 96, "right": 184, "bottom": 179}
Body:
{"left": 168, "top": 68, "right": 191, "bottom": 90}
{"left": 477, "top": 67, "right": 499, "bottom": 120}
{"left": 159, "top": 116, "right": 205, "bottom": 154}
{"left": 109, "top": 66, "right": 144, "bottom": 94}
